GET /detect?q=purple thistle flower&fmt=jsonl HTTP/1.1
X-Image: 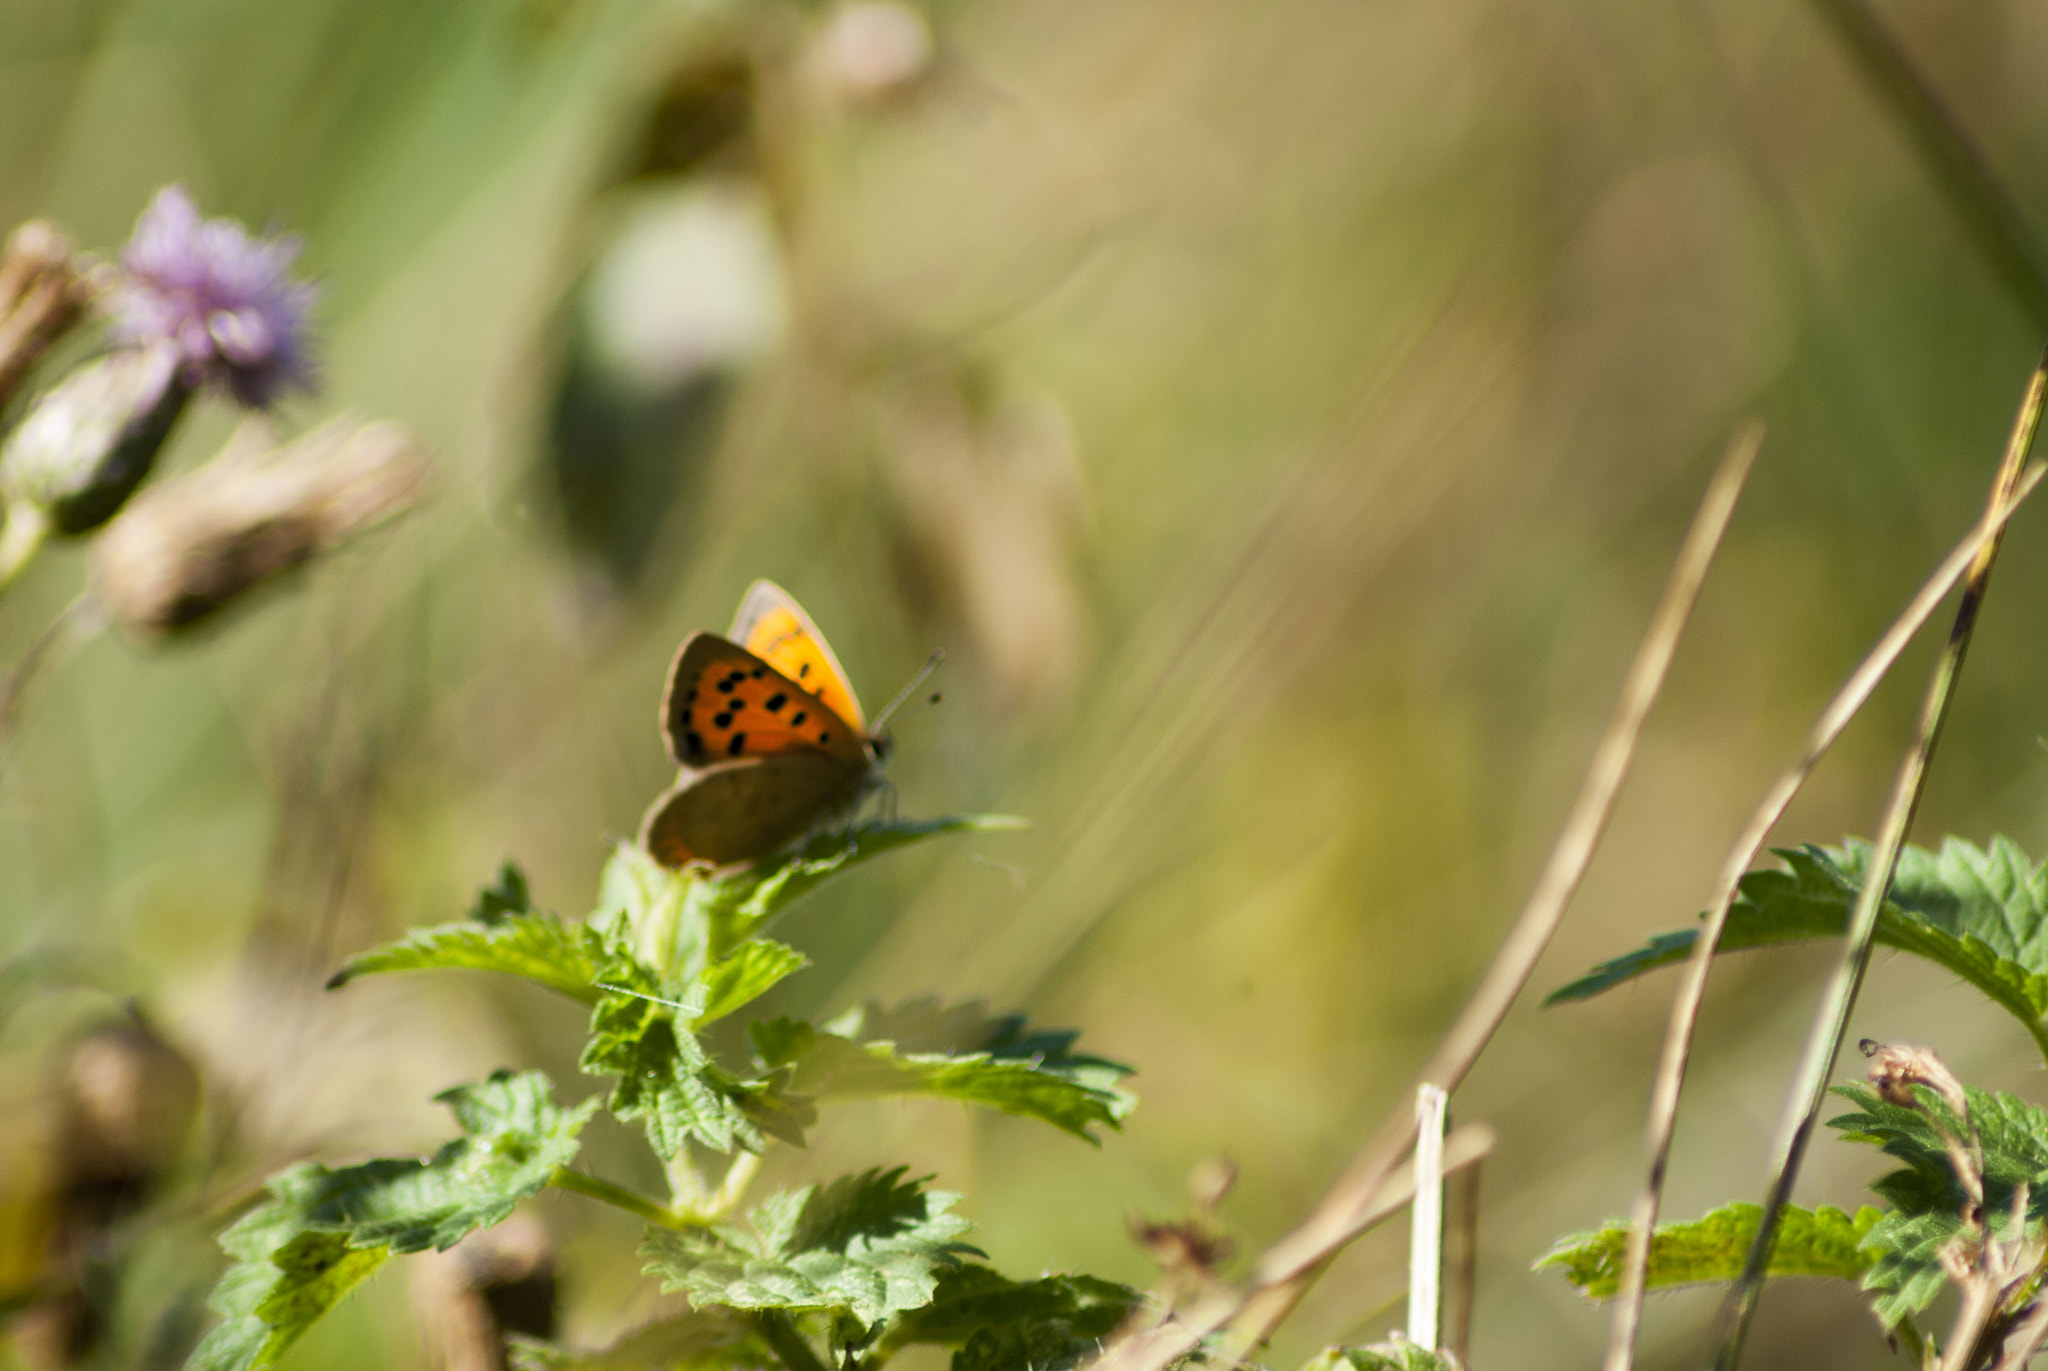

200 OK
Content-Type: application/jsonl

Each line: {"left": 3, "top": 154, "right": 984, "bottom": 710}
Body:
{"left": 110, "top": 186, "right": 317, "bottom": 409}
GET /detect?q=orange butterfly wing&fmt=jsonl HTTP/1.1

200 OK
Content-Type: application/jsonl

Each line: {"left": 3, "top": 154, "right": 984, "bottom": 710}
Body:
{"left": 730, "top": 580, "right": 867, "bottom": 732}
{"left": 661, "top": 634, "right": 869, "bottom": 770}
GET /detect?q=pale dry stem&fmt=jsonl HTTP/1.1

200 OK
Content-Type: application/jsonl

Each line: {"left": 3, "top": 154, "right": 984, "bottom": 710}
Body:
{"left": 1601, "top": 457, "right": 2048, "bottom": 1371}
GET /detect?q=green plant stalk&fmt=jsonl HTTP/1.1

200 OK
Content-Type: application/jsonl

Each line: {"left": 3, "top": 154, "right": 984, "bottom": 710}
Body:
{"left": 1712, "top": 353, "right": 2048, "bottom": 1370}
{"left": 1806, "top": 0, "right": 2048, "bottom": 331}
{"left": 757, "top": 1310, "right": 832, "bottom": 1371}
{"left": 548, "top": 1166, "right": 699, "bottom": 1231}
{"left": 0, "top": 501, "right": 48, "bottom": 599}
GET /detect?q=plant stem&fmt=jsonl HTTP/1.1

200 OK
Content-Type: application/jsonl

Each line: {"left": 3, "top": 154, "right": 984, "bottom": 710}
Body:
{"left": 758, "top": 1310, "right": 833, "bottom": 1371}
{"left": 0, "top": 501, "right": 49, "bottom": 600}
{"left": 548, "top": 1166, "right": 699, "bottom": 1231}
{"left": 1712, "top": 352, "right": 2048, "bottom": 1371}
{"left": 1601, "top": 455, "right": 2048, "bottom": 1371}
{"left": 1405, "top": 1085, "right": 1447, "bottom": 1350}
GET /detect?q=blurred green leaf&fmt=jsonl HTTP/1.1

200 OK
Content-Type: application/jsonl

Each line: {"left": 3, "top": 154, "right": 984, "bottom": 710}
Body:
{"left": 640, "top": 1167, "right": 977, "bottom": 1326}
{"left": 187, "top": 1209, "right": 388, "bottom": 1371}
{"left": 1829, "top": 1081, "right": 2048, "bottom": 1325}
{"left": 748, "top": 999, "right": 1134, "bottom": 1144}
{"left": 1535, "top": 1203, "right": 1878, "bottom": 1301}
{"left": 1547, "top": 838, "right": 2048, "bottom": 1060}
{"left": 1301, "top": 1345, "right": 1465, "bottom": 1371}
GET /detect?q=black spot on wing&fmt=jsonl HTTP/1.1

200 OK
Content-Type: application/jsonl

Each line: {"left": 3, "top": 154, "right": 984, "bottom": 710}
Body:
{"left": 727, "top": 733, "right": 748, "bottom": 757}
{"left": 765, "top": 693, "right": 788, "bottom": 712}
{"left": 713, "top": 712, "right": 733, "bottom": 729}
{"left": 791, "top": 710, "right": 807, "bottom": 726}
{"left": 684, "top": 730, "right": 704, "bottom": 758}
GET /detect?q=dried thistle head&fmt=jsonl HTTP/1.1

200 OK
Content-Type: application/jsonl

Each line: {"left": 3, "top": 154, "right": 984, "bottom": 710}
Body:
{"left": 90, "top": 417, "right": 427, "bottom": 638}
{"left": 1860, "top": 1038, "right": 1970, "bottom": 1117}
{"left": 0, "top": 220, "right": 96, "bottom": 412}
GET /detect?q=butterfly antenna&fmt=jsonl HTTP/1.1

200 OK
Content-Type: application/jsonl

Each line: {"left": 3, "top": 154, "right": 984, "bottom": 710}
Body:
{"left": 872, "top": 649, "right": 944, "bottom": 732}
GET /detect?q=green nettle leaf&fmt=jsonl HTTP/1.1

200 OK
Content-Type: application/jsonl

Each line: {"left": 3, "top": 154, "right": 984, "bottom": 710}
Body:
{"left": 507, "top": 1309, "right": 763, "bottom": 1371}
{"left": 748, "top": 998, "right": 1135, "bottom": 1145}
{"left": 1829, "top": 1081, "right": 2048, "bottom": 1325}
{"left": 1301, "top": 1344, "right": 1464, "bottom": 1371}
{"left": 326, "top": 910, "right": 609, "bottom": 1002}
{"left": 273, "top": 1069, "right": 598, "bottom": 1253}
{"left": 1548, "top": 838, "right": 2048, "bottom": 1059}
{"left": 188, "top": 1070, "right": 589, "bottom": 1371}
{"left": 186, "top": 1205, "right": 389, "bottom": 1371}
{"left": 887, "top": 1264, "right": 1143, "bottom": 1363}
{"left": 640, "top": 1167, "right": 979, "bottom": 1326}
{"left": 698, "top": 939, "right": 808, "bottom": 1026}
{"left": 688, "top": 817, "right": 1026, "bottom": 959}
{"left": 1535, "top": 1203, "right": 1879, "bottom": 1300}
{"left": 581, "top": 952, "right": 764, "bottom": 1158}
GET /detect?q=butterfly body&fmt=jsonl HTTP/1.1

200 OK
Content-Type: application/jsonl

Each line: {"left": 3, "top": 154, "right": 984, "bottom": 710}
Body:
{"left": 640, "top": 583, "right": 885, "bottom": 868}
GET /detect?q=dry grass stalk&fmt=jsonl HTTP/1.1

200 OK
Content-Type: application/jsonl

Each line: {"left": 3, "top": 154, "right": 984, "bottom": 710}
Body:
{"left": 1603, "top": 453, "right": 2048, "bottom": 1371}
{"left": 1088, "top": 423, "right": 1760, "bottom": 1371}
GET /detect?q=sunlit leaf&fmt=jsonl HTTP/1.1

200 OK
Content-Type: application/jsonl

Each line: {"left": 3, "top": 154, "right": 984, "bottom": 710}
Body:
{"left": 1547, "top": 838, "right": 2048, "bottom": 1059}
{"left": 698, "top": 939, "right": 807, "bottom": 1026}
{"left": 640, "top": 1167, "right": 978, "bottom": 1326}
{"left": 327, "top": 911, "right": 609, "bottom": 1002}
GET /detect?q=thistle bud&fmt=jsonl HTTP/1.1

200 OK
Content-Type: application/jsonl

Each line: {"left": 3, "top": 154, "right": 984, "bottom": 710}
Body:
{"left": 91, "top": 417, "right": 427, "bottom": 638}
{"left": 0, "top": 220, "right": 95, "bottom": 412}
{"left": 0, "top": 341, "right": 190, "bottom": 533}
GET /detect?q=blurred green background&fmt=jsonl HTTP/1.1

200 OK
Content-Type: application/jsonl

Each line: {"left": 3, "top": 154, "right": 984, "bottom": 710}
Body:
{"left": 4, "top": 0, "right": 2048, "bottom": 1366}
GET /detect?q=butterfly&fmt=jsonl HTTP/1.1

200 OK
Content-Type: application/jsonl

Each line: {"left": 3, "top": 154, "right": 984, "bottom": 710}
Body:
{"left": 640, "top": 580, "right": 891, "bottom": 868}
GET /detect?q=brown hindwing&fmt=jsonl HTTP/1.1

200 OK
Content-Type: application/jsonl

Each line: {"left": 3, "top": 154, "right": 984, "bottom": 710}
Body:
{"left": 640, "top": 752, "right": 868, "bottom": 867}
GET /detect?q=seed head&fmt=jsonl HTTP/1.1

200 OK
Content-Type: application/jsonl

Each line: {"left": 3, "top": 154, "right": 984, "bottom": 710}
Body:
{"left": 91, "top": 417, "right": 427, "bottom": 637}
